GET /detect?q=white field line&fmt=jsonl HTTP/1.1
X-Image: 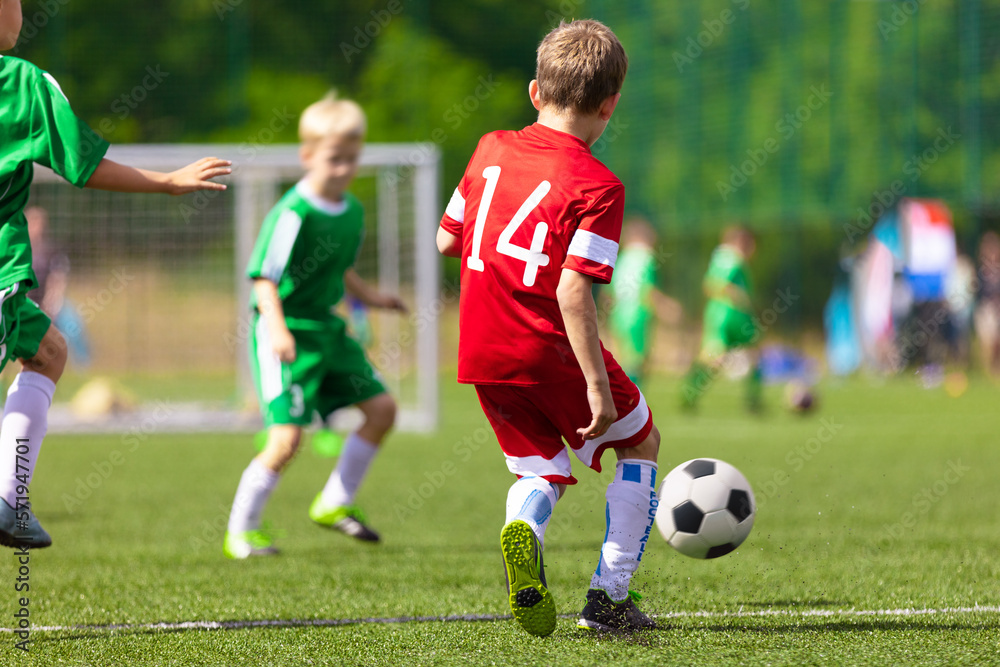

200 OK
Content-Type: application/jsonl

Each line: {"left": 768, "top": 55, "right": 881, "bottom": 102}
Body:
{"left": 1, "top": 605, "right": 998, "bottom": 634}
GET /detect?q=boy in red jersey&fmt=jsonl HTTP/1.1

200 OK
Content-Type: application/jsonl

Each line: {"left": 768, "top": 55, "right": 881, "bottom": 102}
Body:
{"left": 437, "top": 20, "right": 660, "bottom": 635}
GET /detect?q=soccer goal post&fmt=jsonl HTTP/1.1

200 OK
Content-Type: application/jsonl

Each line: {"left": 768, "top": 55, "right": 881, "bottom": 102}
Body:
{"left": 28, "top": 143, "right": 441, "bottom": 433}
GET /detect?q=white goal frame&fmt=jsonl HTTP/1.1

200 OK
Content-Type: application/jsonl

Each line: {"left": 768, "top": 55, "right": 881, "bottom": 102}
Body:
{"left": 33, "top": 143, "right": 441, "bottom": 433}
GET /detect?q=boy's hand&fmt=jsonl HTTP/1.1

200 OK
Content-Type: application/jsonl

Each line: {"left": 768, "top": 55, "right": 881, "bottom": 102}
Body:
{"left": 377, "top": 294, "right": 408, "bottom": 313}
{"left": 165, "top": 158, "right": 232, "bottom": 195}
{"left": 270, "top": 327, "right": 297, "bottom": 363}
{"left": 578, "top": 384, "right": 617, "bottom": 440}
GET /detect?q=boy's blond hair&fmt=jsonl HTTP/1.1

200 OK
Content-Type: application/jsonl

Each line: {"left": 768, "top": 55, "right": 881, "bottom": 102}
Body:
{"left": 299, "top": 92, "right": 366, "bottom": 143}
{"left": 536, "top": 20, "right": 628, "bottom": 115}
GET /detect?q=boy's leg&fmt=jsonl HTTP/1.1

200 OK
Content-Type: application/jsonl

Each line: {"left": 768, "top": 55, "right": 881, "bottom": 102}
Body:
{"left": 310, "top": 392, "right": 395, "bottom": 542}
{"left": 745, "top": 347, "right": 763, "bottom": 412}
{"left": 0, "top": 313, "right": 65, "bottom": 549}
{"left": 579, "top": 427, "right": 660, "bottom": 632}
{"left": 477, "top": 383, "right": 566, "bottom": 638}
{"left": 224, "top": 425, "right": 300, "bottom": 559}
{"left": 505, "top": 476, "right": 562, "bottom": 550}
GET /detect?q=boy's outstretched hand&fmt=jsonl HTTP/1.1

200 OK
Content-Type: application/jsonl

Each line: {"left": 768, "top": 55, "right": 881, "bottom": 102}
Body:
{"left": 165, "top": 157, "right": 232, "bottom": 195}
{"left": 86, "top": 157, "right": 231, "bottom": 195}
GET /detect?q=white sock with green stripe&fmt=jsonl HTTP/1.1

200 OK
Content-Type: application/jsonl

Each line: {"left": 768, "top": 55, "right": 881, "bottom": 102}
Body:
{"left": 320, "top": 432, "right": 378, "bottom": 508}
{"left": 227, "top": 459, "right": 279, "bottom": 534}
{"left": 505, "top": 476, "right": 559, "bottom": 549}
{"left": 590, "top": 459, "right": 658, "bottom": 602}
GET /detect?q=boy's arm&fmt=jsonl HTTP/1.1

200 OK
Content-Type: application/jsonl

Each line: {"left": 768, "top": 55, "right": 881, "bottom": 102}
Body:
{"left": 252, "top": 279, "right": 296, "bottom": 363}
{"left": 344, "top": 269, "right": 407, "bottom": 311}
{"left": 557, "top": 268, "right": 617, "bottom": 439}
{"left": 436, "top": 228, "right": 462, "bottom": 257}
{"left": 85, "top": 157, "right": 231, "bottom": 195}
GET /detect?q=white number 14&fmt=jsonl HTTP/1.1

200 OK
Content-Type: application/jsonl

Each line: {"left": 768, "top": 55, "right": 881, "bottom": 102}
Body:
{"left": 466, "top": 165, "right": 551, "bottom": 287}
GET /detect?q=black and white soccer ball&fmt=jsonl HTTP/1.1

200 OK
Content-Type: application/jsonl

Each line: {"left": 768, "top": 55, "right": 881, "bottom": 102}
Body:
{"left": 655, "top": 458, "right": 756, "bottom": 559}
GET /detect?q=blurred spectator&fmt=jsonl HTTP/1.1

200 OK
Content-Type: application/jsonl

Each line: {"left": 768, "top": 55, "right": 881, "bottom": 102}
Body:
{"left": 945, "top": 249, "right": 975, "bottom": 366}
{"left": 974, "top": 231, "right": 1000, "bottom": 377}
{"left": 26, "top": 207, "right": 91, "bottom": 366}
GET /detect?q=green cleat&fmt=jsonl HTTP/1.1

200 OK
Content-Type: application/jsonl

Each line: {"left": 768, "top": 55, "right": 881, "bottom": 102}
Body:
{"left": 223, "top": 529, "right": 279, "bottom": 559}
{"left": 0, "top": 499, "right": 52, "bottom": 549}
{"left": 500, "top": 520, "right": 556, "bottom": 637}
{"left": 577, "top": 589, "right": 657, "bottom": 632}
{"left": 309, "top": 495, "right": 380, "bottom": 542}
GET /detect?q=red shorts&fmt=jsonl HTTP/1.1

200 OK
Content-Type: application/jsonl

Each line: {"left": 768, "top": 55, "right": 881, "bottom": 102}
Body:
{"left": 474, "top": 357, "right": 653, "bottom": 485}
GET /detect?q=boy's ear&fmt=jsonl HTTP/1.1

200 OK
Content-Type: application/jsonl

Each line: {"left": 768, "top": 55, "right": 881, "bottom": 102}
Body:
{"left": 528, "top": 80, "right": 543, "bottom": 111}
{"left": 298, "top": 143, "right": 313, "bottom": 168}
{"left": 598, "top": 93, "right": 621, "bottom": 121}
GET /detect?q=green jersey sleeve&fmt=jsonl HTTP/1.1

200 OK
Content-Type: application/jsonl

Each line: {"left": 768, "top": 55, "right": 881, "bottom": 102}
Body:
{"left": 28, "top": 66, "right": 109, "bottom": 187}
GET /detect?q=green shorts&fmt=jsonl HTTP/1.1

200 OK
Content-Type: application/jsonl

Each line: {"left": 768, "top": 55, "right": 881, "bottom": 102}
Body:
{"left": 609, "top": 308, "right": 653, "bottom": 371}
{"left": 0, "top": 284, "right": 52, "bottom": 372}
{"left": 249, "top": 314, "right": 387, "bottom": 426}
{"left": 701, "top": 302, "right": 757, "bottom": 357}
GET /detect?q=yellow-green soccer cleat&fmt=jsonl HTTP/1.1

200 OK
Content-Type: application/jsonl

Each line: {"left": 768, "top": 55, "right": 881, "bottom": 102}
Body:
{"left": 309, "top": 495, "right": 380, "bottom": 542}
{"left": 223, "top": 529, "right": 279, "bottom": 559}
{"left": 500, "top": 520, "right": 556, "bottom": 637}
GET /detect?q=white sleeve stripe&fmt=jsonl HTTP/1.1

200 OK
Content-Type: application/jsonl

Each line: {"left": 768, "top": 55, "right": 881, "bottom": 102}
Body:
{"left": 445, "top": 188, "right": 465, "bottom": 224}
{"left": 42, "top": 72, "right": 69, "bottom": 101}
{"left": 567, "top": 229, "right": 619, "bottom": 269}
{"left": 260, "top": 210, "right": 303, "bottom": 282}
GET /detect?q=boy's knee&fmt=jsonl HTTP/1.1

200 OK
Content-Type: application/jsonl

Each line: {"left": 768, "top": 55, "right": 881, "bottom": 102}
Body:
{"left": 259, "top": 426, "right": 302, "bottom": 471}
{"left": 634, "top": 425, "right": 660, "bottom": 462}
{"left": 366, "top": 393, "right": 397, "bottom": 428}
{"left": 22, "top": 327, "right": 68, "bottom": 382}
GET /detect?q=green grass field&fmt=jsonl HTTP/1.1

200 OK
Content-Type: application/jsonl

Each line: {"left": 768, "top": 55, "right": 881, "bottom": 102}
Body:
{"left": 3, "top": 375, "right": 1000, "bottom": 665}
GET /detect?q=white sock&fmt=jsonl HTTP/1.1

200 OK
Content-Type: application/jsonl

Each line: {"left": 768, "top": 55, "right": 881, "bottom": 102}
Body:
{"left": 505, "top": 476, "right": 559, "bottom": 549}
{"left": 0, "top": 372, "right": 56, "bottom": 508}
{"left": 320, "top": 432, "right": 378, "bottom": 508}
{"left": 227, "top": 459, "right": 280, "bottom": 534}
{"left": 590, "top": 459, "right": 658, "bottom": 602}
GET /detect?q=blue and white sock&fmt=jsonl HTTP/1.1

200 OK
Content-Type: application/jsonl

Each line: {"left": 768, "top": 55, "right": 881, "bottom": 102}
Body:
{"left": 590, "top": 459, "right": 658, "bottom": 602}
{"left": 505, "top": 476, "right": 559, "bottom": 549}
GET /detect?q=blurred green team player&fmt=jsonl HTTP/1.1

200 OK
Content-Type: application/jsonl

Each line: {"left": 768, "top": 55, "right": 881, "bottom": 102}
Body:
{"left": 0, "top": 0, "right": 231, "bottom": 549}
{"left": 681, "top": 225, "right": 762, "bottom": 412}
{"left": 223, "top": 92, "right": 406, "bottom": 559}
{"left": 607, "top": 217, "right": 680, "bottom": 386}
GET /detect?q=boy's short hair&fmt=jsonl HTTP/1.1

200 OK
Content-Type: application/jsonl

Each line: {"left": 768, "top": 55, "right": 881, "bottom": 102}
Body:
{"left": 299, "top": 91, "right": 366, "bottom": 143}
{"left": 536, "top": 19, "right": 628, "bottom": 115}
{"left": 722, "top": 224, "right": 756, "bottom": 248}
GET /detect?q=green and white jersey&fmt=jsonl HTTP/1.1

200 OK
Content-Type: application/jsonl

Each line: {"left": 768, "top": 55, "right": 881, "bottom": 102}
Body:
{"left": 0, "top": 56, "right": 109, "bottom": 290}
{"left": 610, "top": 244, "right": 656, "bottom": 327}
{"left": 704, "top": 244, "right": 752, "bottom": 314}
{"left": 247, "top": 180, "right": 365, "bottom": 324}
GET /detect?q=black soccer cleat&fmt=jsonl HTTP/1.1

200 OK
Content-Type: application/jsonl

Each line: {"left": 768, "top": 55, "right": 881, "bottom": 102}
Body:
{"left": 577, "top": 588, "right": 657, "bottom": 632}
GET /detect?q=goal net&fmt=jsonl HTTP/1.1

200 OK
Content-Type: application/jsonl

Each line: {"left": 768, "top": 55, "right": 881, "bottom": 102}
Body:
{"left": 26, "top": 143, "right": 441, "bottom": 434}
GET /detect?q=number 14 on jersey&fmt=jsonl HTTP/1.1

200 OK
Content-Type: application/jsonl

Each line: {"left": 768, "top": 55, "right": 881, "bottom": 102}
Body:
{"left": 466, "top": 166, "right": 551, "bottom": 287}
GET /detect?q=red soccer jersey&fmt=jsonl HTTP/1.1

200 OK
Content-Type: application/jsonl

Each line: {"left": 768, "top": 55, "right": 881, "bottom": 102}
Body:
{"left": 440, "top": 123, "right": 625, "bottom": 385}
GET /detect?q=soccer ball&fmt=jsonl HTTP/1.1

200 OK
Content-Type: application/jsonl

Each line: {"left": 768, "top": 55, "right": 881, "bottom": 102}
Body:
{"left": 655, "top": 458, "right": 756, "bottom": 559}
{"left": 784, "top": 380, "right": 816, "bottom": 413}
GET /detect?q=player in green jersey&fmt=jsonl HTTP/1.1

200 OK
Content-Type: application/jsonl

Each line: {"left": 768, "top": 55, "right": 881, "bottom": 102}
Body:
{"left": 681, "top": 225, "right": 763, "bottom": 412}
{"left": 606, "top": 217, "right": 681, "bottom": 387}
{"left": 223, "top": 93, "right": 405, "bottom": 559}
{"left": 0, "top": 0, "right": 231, "bottom": 548}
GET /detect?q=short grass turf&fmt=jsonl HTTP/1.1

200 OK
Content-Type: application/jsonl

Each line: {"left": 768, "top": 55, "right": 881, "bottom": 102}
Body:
{"left": 2, "top": 374, "right": 1000, "bottom": 665}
